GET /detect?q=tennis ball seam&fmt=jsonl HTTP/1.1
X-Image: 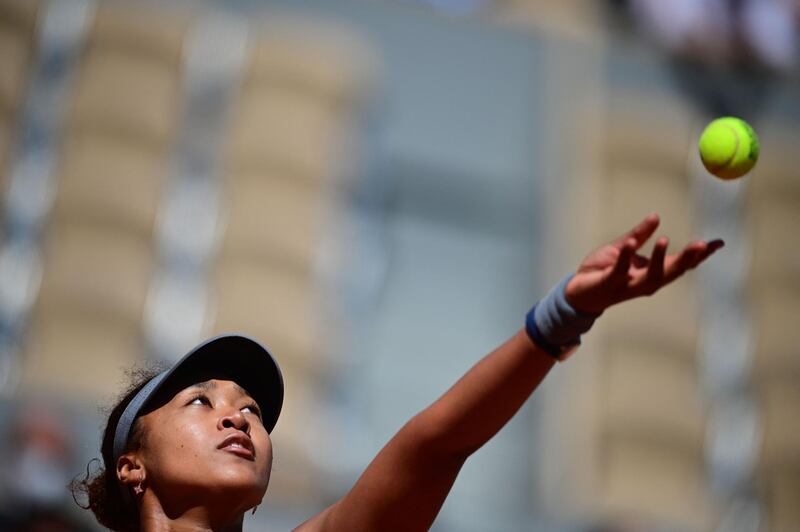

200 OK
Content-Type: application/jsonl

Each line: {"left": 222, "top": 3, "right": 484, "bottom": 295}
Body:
{"left": 721, "top": 122, "right": 740, "bottom": 169}
{"left": 704, "top": 122, "right": 739, "bottom": 174}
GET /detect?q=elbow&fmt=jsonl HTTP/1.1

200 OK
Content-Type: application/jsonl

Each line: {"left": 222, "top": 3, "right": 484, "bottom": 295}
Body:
{"left": 401, "top": 411, "right": 480, "bottom": 464}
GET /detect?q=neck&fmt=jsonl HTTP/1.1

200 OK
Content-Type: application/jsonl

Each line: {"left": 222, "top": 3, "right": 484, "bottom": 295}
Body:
{"left": 139, "top": 493, "right": 245, "bottom": 532}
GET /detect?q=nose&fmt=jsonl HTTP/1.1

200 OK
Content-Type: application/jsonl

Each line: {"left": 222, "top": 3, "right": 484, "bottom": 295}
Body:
{"left": 218, "top": 408, "right": 250, "bottom": 435}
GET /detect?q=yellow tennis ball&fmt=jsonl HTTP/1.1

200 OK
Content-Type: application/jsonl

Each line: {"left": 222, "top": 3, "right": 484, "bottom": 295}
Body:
{"left": 698, "top": 117, "right": 760, "bottom": 180}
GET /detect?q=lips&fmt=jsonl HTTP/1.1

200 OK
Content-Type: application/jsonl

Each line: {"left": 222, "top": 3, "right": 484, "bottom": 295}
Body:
{"left": 217, "top": 433, "right": 255, "bottom": 460}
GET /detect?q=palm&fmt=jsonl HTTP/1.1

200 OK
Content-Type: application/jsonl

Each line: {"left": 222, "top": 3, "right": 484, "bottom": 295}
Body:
{"left": 565, "top": 214, "right": 724, "bottom": 315}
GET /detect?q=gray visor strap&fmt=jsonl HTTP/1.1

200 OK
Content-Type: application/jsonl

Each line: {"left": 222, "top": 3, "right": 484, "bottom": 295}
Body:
{"left": 112, "top": 370, "right": 168, "bottom": 465}
{"left": 112, "top": 370, "right": 169, "bottom": 508}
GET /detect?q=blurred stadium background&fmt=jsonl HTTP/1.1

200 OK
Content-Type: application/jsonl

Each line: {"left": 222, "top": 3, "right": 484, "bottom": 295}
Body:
{"left": 0, "top": 0, "right": 798, "bottom": 530}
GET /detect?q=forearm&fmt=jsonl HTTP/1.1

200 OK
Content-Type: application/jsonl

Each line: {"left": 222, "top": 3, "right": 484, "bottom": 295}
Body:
{"left": 410, "top": 328, "right": 555, "bottom": 460}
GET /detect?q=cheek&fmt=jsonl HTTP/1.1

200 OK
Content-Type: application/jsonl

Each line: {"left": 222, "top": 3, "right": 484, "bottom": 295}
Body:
{"left": 252, "top": 429, "right": 274, "bottom": 483}
{"left": 146, "top": 421, "right": 210, "bottom": 475}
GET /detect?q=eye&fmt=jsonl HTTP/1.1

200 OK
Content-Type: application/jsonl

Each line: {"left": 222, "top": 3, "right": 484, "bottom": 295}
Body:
{"left": 242, "top": 402, "right": 262, "bottom": 419}
{"left": 187, "top": 393, "right": 211, "bottom": 407}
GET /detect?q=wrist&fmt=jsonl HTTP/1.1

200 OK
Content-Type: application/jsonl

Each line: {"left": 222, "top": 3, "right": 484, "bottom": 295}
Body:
{"left": 564, "top": 275, "right": 606, "bottom": 316}
{"left": 525, "top": 273, "right": 600, "bottom": 361}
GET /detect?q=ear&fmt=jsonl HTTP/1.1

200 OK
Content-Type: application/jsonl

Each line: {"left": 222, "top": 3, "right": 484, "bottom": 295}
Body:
{"left": 116, "top": 452, "right": 146, "bottom": 488}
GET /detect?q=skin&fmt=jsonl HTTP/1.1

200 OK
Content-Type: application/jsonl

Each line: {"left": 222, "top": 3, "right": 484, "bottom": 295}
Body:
{"left": 117, "top": 380, "right": 272, "bottom": 531}
{"left": 117, "top": 213, "right": 723, "bottom": 532}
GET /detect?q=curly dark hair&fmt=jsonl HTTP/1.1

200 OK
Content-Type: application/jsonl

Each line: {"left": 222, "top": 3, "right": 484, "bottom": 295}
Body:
{"left": 69, "top": 364, "right": 167, "bottom": 531}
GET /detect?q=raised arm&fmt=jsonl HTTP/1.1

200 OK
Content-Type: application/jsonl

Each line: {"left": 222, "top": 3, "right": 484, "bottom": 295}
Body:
{"left": 295, "top": 213, "right": 723, "bottom": 532}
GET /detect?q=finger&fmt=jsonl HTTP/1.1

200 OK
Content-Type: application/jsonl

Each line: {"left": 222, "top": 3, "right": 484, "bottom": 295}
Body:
{"left": 664, "top": 239, "right": 717, "bottom": 281}
{"left": 612, "top": 213, "right": 660, "bottom": 250}
{"left": 643, "top": 237, "right": 724, "bottom": 286}
{"left": 690, "top": 239, "right": 725, "bottom": 268}
{"left": 610, "top": 238, "right": 636, "bottom": 279}
{"left": 641, "top": 237, "right": 668, "bottom": 291}
{"left": 663, "top": 245, "right": 701, "bottom": 282}
{"left": 631, "top": 253, "right": 649, "bottom": 269}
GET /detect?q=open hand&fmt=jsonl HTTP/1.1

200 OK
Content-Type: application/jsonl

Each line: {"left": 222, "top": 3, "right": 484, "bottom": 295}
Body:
{"left": 565, "top": 213, "right": 724, "bottom": 315}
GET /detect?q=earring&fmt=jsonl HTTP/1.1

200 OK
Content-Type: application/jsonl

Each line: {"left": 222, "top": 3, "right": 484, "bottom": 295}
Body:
{"left": 133, "top": 481, "right": 144, "bottom": 496}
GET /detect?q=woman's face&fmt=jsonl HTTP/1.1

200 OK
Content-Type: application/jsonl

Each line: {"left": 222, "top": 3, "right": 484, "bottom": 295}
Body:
{"left": 136, "top": 379, "right": 272, "bottom": 511}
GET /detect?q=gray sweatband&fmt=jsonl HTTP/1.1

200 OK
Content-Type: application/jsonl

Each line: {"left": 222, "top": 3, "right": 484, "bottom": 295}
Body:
{"left": 526, "top": 273, "right": 600, "bottom": 358}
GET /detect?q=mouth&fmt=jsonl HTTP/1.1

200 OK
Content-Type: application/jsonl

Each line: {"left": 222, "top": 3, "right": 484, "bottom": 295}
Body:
{"left": 217, "top": 434, "right": 255, "bottom": 461}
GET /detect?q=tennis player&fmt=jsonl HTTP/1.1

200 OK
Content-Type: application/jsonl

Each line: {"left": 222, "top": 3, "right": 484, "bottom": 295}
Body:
{"left": 72, "top": 213, "right": 723, "bottom": 531}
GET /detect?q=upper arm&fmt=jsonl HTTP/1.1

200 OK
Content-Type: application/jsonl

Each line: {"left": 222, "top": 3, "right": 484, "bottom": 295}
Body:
{"left": 293, "top": 331, "right": 553, "bottom": 531}
{"left": 293, "top": 414, "right": 467, "bottom": 532}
